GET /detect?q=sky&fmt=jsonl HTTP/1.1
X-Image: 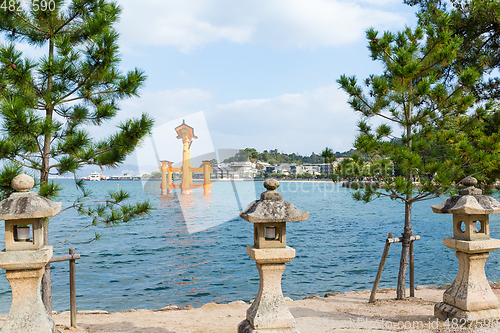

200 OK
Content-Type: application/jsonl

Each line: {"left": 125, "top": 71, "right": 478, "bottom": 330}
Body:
{"left": 3, "top": 0, "right": 419, "bottom": 172}
{"left": 106, "top": 0, "right": 419, "bottom": 161}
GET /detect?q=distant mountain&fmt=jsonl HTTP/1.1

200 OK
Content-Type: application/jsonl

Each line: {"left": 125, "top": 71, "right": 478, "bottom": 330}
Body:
{"left": 221, "top": 148, "right": 357, "bottom": 164}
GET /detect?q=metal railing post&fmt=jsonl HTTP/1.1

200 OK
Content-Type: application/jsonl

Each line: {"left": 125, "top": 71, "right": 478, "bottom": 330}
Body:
{"left": 410, "top": 231, "right": 415, "bottom": 297}
{"left": 69, "top": 248, "right": 76, "bottom": 328}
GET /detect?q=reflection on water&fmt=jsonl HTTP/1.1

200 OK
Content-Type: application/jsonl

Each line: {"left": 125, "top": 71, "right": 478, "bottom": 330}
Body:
{"left": 1, "top": 180, "right": 500, "bottom": 314}
{"left": 177, "top": 193, "right": 217, "bottom": 234}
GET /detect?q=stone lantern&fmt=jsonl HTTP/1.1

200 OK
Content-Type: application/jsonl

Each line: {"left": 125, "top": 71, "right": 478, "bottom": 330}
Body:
{"left": 431, "top": 176, "right": 500, "bottom": 320}
{"left": 0, "top": 174, "right": 61, "bottom": 333}
{"left": 238, "top": 179, "right": 309, "bottom": 333}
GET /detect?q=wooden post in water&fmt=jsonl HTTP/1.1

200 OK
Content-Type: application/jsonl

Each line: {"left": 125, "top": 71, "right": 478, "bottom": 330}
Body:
{"left": 69, "top": 248, "right": 77, "bottom": 328}
{"left": 202, "top": 161, "right": 212, "bottom": 194}
{"left": 410, "top": 230, "right": 415, "bottom": 297}
{"left": 369, "top": 233, "right": 393, "bottom": 303}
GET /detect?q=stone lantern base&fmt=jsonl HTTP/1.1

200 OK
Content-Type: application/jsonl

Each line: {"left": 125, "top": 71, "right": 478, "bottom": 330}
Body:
{"left": 434, "top": 241, "right": 500, "bottom": 321}
{"left": 238, "top": 246, "right": 300, "bottom": 333}
{"left": 0, "top": 246, "right": 54, "bottom": 333}
{"left": 238, "top": 319, "right": 300, "bottom": 333}
{"left": 435, "top": 302, "right": 500, "bottom": 321}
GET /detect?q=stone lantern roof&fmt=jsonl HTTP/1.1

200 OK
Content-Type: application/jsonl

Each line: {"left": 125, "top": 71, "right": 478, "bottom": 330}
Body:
{"left": 240, "top": 179, "right": 309, "bottom": 223}
{"left": 0, "top": 174, "right": 62, "bottom": 220}
{"left": 431, "top": 176, "right": 500, "bottom": 215}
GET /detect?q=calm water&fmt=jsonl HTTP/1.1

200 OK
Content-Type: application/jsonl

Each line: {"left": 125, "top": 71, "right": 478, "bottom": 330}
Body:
{"left": 1, "top": 180, "right": 500, "bottom": 313}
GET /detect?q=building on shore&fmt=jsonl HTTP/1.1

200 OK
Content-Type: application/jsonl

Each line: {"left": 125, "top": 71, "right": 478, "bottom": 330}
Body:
{"left": 211, "top": 166, "right": 235, "bottom": 179}
{"left": 226, "top": 161, "right": 257, "bottom": 178}
{"left": 295, "top": 164, "right": 320, "bottom": 175}
{"left": 205, "top": 161, "right": 336, "bottom": 180}
{"left": 318, "top": 163, "right": 334, "bottom": 176}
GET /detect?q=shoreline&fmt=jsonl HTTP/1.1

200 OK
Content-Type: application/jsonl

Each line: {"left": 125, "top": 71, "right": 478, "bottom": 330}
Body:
{"left": 3, "top": 286, "right": 499, "bottom": 332}
{"left": 143, "top": 178, "right": 336, "bottom": 183}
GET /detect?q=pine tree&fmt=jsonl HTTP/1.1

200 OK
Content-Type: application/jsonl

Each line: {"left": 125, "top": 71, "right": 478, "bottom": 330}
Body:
{"left": 0, "top": 0, "right": 154, "bottom": 314}
{"left": 405, "top": 0, "right": 500, "bottom": 184}
{"left": 338, "top": 17, "right": 500, "bottom": 299}
{"left": 405, "top": 0, "right": 500, "bottom": 101}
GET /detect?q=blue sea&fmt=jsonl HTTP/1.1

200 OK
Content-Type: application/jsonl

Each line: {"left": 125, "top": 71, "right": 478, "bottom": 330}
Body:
{"left": 1, "top": 180, "right": 500, "bottom": 314}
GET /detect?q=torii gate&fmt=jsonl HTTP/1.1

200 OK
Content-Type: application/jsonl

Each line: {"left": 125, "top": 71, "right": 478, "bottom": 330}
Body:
{"left": 159, "top": 120, "right": 213, "bottom": 195}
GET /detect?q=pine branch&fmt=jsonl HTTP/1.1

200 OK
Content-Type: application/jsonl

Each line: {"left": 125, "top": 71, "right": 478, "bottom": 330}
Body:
{"left": 17, "top": 153, "right": 38, "bottom": 165}
{"left": 9, "top": 10, "right": 48, "bottom": 34}
{"left": 53, "top": 193, "right": 151, "bottom": 247}
{"left": 374, "top": 111, "right": 404, "bottom": 125}
{"left": 53, "top": 223, "right": 92, "bottom": 247}
{"left": 365, "top": 153, "right": 406, "bottom": 201}
{"left": 377, "top": 190, "right": 407, "bottom": 201}
{"left": 68, "top": 58, "right": 85, "bottom": 84}
{"left": 54, "top": 12, "right": 80, "bottom": 35}
{"left": 370, "top": 37, "right": 397, "bottom": 64}
{"left": 412, "top": 160, "right": 471, "bottom": 202}
{"left": 60, "top": 89, "right": 120, "bottom": 104}
{"left": 56, "top": 81, "right": 87, "bottom": 104}
{"left": 7, "top": 157, "right": 37, "bottom": 169}
{"left": 349, "top": 83, "right": 404, "bottom": 124}
{"left": 57, "top": 199, "right": 111, "bottom": 215}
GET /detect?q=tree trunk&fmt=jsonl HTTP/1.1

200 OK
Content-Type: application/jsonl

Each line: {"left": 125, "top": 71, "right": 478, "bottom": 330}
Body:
{"left": 41, "top": 159, "right": 52, "bottom": 318}
{"left": 397, "top": 94, "right": 414, "bottom": 300}
{"left": 41, "top": 134, "right": 53, "bottom": 318}
{"left": 41, "top": 34, "right": 54, "bottom": 323}
{"left": 397, "top": 200, "right": 412, "bottom": 299}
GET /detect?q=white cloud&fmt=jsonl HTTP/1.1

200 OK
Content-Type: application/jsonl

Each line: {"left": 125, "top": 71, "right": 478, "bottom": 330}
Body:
{"left": 118, "top": 0, "right": 255, "bottom": 52}
{"left": 117, "top": 0, "right": 410, "bottom": 52}
{"left": 114, "top": 85, "right": 359, "bottom": 156}
{"left": 84, "top": 88, "right": 213, "bottom": 140}
{"left": 208, "top": 85, "right": 359, "bottom": 154}
{"left": 349, "top": 0, "right": 401, "bottom": 5}
{"left": 121, "top": 88, "right": 213, "bottom": 125}
{"left": 253, "top": 0, "right": 406, "bottom": 49}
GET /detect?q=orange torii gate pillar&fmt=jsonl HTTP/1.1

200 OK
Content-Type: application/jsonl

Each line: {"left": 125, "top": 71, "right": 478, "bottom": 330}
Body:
{"left": 158, "top": 120, "right": 213, "bottom": 195}
{"left": 159, "top": 160, "right": 174, "bottom": 195}
{"left": 202, "top": 161, "right": 212, "bottom": 195}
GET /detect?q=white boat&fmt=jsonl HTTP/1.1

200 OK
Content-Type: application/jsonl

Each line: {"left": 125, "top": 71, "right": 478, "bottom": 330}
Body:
{"left": 89, "top": 172, "right": 102, "bottom": 181}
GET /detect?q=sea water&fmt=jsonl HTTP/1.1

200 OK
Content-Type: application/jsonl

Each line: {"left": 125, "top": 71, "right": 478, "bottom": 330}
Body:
{"left": 0, "top": 180, "right": 499, "bottom": 313}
